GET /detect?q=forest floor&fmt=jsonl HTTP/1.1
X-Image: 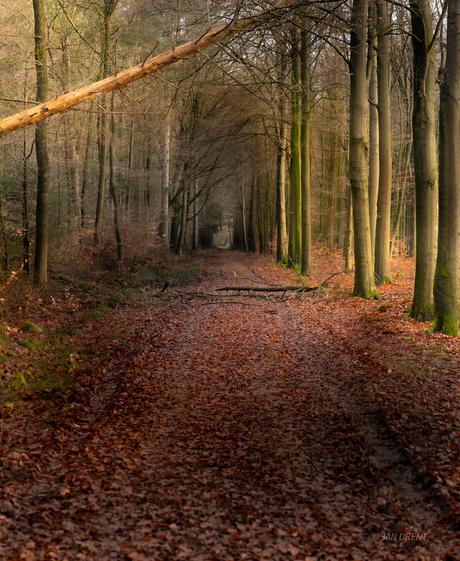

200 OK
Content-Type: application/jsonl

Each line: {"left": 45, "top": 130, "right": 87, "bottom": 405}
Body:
{"left": 0, "top": 248, "right": 460, "bottom": 561}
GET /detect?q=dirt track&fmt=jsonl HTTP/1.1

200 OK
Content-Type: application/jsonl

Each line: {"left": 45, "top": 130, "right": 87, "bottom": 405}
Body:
{"left": 1, "top": 252, "right": 458, "bottom": 560}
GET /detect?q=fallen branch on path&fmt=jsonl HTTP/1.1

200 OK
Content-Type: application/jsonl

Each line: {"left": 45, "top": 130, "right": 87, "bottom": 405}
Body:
{"left": 216, "top": 285, "right": 316, "bottom": 293}
{"left": 217, "top": 273, "right": 341, "bottom": 297}
{"left": 199, "top": 301, "right": 261, "bottom": 306}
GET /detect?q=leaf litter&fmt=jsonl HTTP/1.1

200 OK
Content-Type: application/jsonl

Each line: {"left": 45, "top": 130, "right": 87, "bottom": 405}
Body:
{"left": 0, "top": 249, "right": 459, "bottom": 560}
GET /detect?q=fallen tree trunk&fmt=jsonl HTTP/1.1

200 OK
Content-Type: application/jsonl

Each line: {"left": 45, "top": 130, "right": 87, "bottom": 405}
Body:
{"left": 0, "top": 2, "right": 308, "bottom": 137}
{"left": 216, "top": 285, "right": 317, "bottom": 293}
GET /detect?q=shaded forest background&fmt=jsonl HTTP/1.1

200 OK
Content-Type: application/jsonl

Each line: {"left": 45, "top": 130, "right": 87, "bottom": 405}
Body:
{"left": 0, "top": 0, "right": 450, "bottom": 323}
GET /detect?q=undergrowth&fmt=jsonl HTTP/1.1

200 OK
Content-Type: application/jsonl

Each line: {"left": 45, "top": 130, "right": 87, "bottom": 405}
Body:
{"left": 0, "top": 251, "right": 208, "bottom": 417}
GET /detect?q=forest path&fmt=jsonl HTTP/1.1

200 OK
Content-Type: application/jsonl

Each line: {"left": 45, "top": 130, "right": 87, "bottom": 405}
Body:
{"left": 1, "top": 251, "right": 458, "bottom": 561}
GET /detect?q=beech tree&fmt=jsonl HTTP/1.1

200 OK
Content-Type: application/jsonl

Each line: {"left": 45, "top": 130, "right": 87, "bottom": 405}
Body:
{"left": 300, "top": 23, "right": 313, "bottom": 275}
{"left": 374, "top": 0, "right": 392, "bottom": 285}
{"left": 33, "top": 0, "right": 50, "bottom": 285}
{"left": 94, "top": 0, "right": 119, "bottom": 247}
{"left": 433, "top": 0, "right": 460, "bottom": 336}
{"left": 348, "top": 0, "right": 378, "bottom": 299}
{"left": 409, "top": 0, "right": 442, "bottom": 321}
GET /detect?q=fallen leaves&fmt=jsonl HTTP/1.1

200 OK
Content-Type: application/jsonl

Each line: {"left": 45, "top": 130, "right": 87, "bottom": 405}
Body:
{"left": 0, "top": 250, "right": 459, "bottom": 559}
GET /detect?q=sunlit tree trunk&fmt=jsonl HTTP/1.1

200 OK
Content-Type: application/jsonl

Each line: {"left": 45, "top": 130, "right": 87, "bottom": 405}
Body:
{"left": 300, "top": 26, "right": 312, "bottom": 274}
{"left": 344, "top": 185, "right": 353, "bottom": 272}
{"left": 276, "top": 51, "right": 288, "bottom": 263}
{"left": 433, "top": 0, "right": 460, "bottom": 336}
{"left": 289, "top": 27, "right": 302, "bottom": 266}
{"left": 33, "top": 0, "right": 50, "bottom": 285}
{"left": 410, "top": 0, "right": 439, "bottom": 320}
{"left": 349, "top": 0, "right": 379, "bottom": 298}
{"left": 23, "top": 127, "right": 31, "bottom": 275}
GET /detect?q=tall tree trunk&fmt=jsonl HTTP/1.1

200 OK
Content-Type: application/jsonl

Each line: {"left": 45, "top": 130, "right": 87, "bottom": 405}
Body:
{"left": 392, "top": 139, "right": 412, "bottom": 254}
{"left": 300, "top": 26, "right": 312, "bottom": 274}
{"left": 192, "top": 178, "right": 199, "bottom": 251}
{"left": 248, "top": 178, "right": 256, "bottom": 253}
{"left": 109, "top": 92, "right": 122, "bottom": 261}
{"left": 276, "top": 118, "right": 288, "bottom": 261}
{"left": 349, "top": 0, "right": 379, "bottom": 298}
{"left": 327, "top": 131, "right": 336, "bottom": 251}
{"left": 368, "top": 14, "right": 379, "bottom": 258}
{"left": 94, "top": 4, "right": 112, "bottom": 246}
{"left": 23, "top": 131, "right": 31, "bottom": 275}
{"left": 257, "top": 176, "right": 264, "bottom": 254}
{"left": 62, "top": 41, "right": 79, "bottom": 228}
{"left": 433, "top": 0, "right": 460, "bottom": 336}
{"left": 289, "top": 27, "right": 302, "bottom": 266}
{"left": 176, "top": 173, "right": 189, "bottom": 257}
{"left": 410, "top": 0, "right": 439, "bottom": 320}
{"left": 159, "top": 118, "right": 170, "bottom": 249}
{"left": 0, "top": 191, "right": 9, "bottom": 271}
{"left": 80, "top": 113, "right": 93, "bottom": 228}
{"left": 33, "top": 0, "right": 50, "bottom": 285}
{"left": 374, "top": 0, "right": 393, "bottom": 284}
{"left": 344, "top": 185, "right": 353, "bottom": 272}
{"left": 276, "top": 43, "right": 288, "bottom": 263}
{"left": 241, "top": 180, "right": 249, "bottom": 253}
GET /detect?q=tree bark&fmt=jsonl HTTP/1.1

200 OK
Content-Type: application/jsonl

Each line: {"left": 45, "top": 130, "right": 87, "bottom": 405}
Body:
{"left": 433, "top": 0, "right": 460, "bottom": 336}
{"left": 344, "top": 185, "right": 353, "bottom": 273}
{"left": 62, "top": 41, "right": 79, "bottom": 228}
{"left": 192, "top": 178, "right": 199, "bottom": 251}
{"left": 300, "top": 26, "right": 313, "bottom": 274}
{"left": 276, "top": 51, "right": 288, "bottom": 263}
{"left": 374, "top": 0, "right": 393, "bottom": 284}
{"left": 176, "top": 170, "right": 189, "bottom": 257}
{"left": 410, "top": 0, "right": 439, "bottom": 320}
{"left": 368, "top": 3, "right": 379, "bottom": 258}
{"left": 289, "top": 27, "right": 302, "bottom": 266}
{"left": 159, "top": 118, "right": 171, "bottom": 249}
{"left": 349, "top": 0, "right": 379, "bottom": 298}
{"left": 109, "top": 92, "right": 122, "bottom": 261}
{"left": 32, "top": 0, "right": 50, "bottom": 285}
{"left": 94, "top": 3, "right": 112, "bottom": 247}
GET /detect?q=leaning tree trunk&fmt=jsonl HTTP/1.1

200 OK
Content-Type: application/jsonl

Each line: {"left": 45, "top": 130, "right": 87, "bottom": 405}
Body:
{"left": 410, "top": 0, "right": 439, "bottom": 321}
{"left": 33, "top": 0, "right": 50, "bottom": 285}
{"left": 433, "top": 0, "right": 460, "bottom": 336}
{"left": 349, "top": 0, "right": 379, "bottom": 299}
{"left": 0, "top": 3, "right": 315, "bottom": 138}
